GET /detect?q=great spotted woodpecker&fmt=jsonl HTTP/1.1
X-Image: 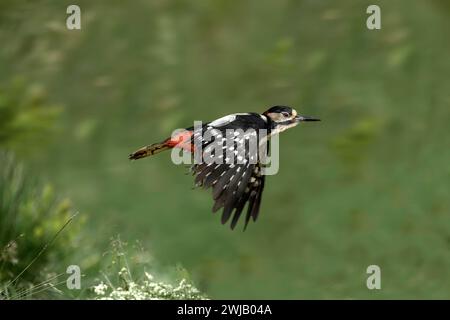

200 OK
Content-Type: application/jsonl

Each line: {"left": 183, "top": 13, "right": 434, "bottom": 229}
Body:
{"left": 129, "top": 106, "right": 319, "bottom": 230}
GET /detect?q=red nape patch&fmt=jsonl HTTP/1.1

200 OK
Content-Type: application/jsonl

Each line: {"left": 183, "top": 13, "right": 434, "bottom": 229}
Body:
{"left": 166, "top": 130, "right": 195, "bottom": 152}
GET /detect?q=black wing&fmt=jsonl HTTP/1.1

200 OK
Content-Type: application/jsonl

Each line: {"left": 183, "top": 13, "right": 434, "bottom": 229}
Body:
{"left": 191, "top": 113, "right": 268, "bottom": 230}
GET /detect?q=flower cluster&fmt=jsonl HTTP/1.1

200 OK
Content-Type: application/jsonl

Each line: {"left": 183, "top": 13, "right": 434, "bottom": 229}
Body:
{"left": 93, "top": 268, "right": 207, "bottom": 300}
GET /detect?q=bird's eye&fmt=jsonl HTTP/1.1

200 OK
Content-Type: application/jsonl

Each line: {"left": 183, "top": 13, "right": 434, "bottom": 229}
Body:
{"left": 281, "top": 112, "right": 290, "bottom": 117}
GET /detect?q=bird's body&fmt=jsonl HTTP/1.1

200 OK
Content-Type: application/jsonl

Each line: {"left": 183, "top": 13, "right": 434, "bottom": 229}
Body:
{"left": 129, "top": 106, "right": 319, "bottom": 230}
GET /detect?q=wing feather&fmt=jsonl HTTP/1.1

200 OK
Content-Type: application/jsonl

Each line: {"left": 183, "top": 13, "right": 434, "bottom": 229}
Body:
{"left": 190, "top": 113, "right": 269, "bottom": 230}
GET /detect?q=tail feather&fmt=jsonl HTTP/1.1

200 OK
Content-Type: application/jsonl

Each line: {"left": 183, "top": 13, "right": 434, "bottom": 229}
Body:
{"left": 130, "top": 129, "right": 194, "bottom": 160}
{"left": 129, "top": 141, "right": 171, "bottom": 160}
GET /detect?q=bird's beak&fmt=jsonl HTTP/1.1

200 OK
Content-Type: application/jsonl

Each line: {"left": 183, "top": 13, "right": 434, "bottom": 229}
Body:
{"left": 295, "top": 115, "right": 321, "bottom": 122}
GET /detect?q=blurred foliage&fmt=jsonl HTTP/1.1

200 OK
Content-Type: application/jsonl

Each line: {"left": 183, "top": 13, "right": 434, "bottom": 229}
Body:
{"left": 332, "top": 117, "right": 382, "bottom": 169}
{"left": 0, "top": 78, "right": 61, "bottom": 153}
{"left": 0, "top": 154, "right": 196, "bottom": 300}
{"left": 0, "top": 151, "right": 85, "bottom": 298}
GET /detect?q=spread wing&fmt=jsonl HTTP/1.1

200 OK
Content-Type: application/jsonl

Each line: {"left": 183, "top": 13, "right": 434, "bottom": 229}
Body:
{"left": 191, "top": 117, "right": 268, "bottom": 230}
{"left": 193, "top": 160, "right": 266, "bottom": 230}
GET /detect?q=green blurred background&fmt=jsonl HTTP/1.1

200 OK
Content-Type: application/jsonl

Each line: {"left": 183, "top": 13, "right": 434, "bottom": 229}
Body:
{"left": 1, "top": 0, "right": 450, "bottom": 299}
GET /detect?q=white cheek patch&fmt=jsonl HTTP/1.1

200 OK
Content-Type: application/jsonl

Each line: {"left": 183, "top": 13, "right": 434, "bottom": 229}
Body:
{"left": 267, "top": 112, "right": 283, "bottom": 122}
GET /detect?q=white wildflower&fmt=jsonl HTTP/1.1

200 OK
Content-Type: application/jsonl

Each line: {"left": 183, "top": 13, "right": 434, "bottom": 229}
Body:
{"left": 118, "top": 267, "right": 128, "bottom": 277}
{"left": 93, "top": 269, "right": 207, "bottom": 300}
{"left": 145, "top": 271, "right": 154, "bottom": 281}
{"left": 93, "top": 282, "right": 108, "bottom": 295}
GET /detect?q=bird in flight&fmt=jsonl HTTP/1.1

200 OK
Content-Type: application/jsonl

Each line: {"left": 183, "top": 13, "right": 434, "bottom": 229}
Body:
{"left": 129, "top": 105, "right": 319, "bottom": 230}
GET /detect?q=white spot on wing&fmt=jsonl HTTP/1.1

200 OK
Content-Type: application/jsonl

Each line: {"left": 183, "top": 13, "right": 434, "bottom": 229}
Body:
{"left": 209, "top": 115, "right": 237, "bottom": 127}
{"left": 208, "top": 113, "right": 250, "bottom": 127}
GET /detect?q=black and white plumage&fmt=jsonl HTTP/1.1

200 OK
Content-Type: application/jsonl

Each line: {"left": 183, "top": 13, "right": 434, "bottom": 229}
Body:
{"left": 129, "top": 105, "right": 319, "bottom": 230}
{"left": 190, "top": 113, "right": 268, "bottom": 230}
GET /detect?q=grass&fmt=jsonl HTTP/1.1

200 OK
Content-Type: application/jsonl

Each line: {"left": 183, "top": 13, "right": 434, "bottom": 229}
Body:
{"left": 0, "top": 151, "right": 85, "bottom": 298}
{"left": 0, "top": 152, "right": 205, "bottom": 299}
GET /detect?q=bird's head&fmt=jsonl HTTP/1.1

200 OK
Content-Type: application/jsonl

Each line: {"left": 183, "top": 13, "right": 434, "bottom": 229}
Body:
{"left": 263, "top": 105, "right": 320, "bottom": 133}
